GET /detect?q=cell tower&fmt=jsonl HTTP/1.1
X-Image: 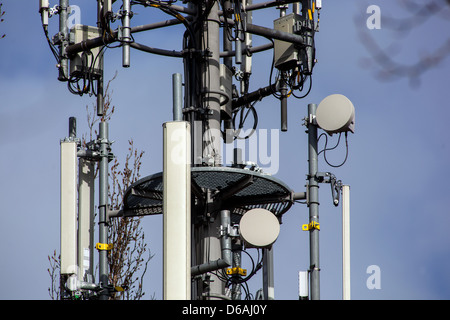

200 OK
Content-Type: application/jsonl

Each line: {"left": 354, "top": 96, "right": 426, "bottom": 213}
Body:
{"left": 41, "top": 0, "right": 355, "bottom": 300}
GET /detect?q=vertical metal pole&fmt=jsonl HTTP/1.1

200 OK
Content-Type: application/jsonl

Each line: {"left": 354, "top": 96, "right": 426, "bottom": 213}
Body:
{"left": 234, "top": 0, "right": 242, "bottom": 65}
{"left": 235, "top": 31, "right": 242, "bottom": 65}
{"left": 231, "top": 249, "right": 242, "bottom": 300}
{"left": 222, "top": 0, "right": 234, "bottom": 140}
{"left": 97, "top": 76, "right": 104, "bottom": 116}
{"left": 301, "top": 0, "right": 314, "bottom": 74}
{"left": 172, "top": 73, "right": 183, "bottom": 121}
{"left": 58, "top": 0, "right": 69, "bottom": 81}
{"left": 202, "top": 1, "right": 222, "bottom": 166}
{"left": 98, "top": 121, "right": 110, "bottom": 300}
{"left": 278, "top": 7, "right": 288, "bottom": 132}
{"left": 97, "top": 0, "right": 104, "bottom": 116}
{"left": 196, "top": 0, "right": 224, "bottom": 300}
{"left": 219, "top": 210, "right": 232, "bottom": 270}
{"left": 342, "top": 185, "right": 351, "bottom": 300}
{"left": 122, "top": 0, "right": 131, "bottom": 68}
{"left": 280, "top": 85, "right": 288, "bottom": 132}
{"left": 307, "top": 103, "right": 320, "bottom": 300}
{"left": 240, "top": 0, "right": 252, "bottom": 97}
{"left": 223, "top": 0, "right": 233, "bottom": 70}
{"left": 204, "top": 215, "right": 226, "bottom": 298}
{"left": 263, "top": 248, "right": 275, "bottom": 300}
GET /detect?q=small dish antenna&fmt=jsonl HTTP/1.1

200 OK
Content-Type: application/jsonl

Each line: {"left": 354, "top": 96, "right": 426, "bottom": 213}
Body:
{"left": 316, "top": 94, "right": 355, "bottom": 135}
{"left": 239, "top": 208, "right": 280, "bottom": 248}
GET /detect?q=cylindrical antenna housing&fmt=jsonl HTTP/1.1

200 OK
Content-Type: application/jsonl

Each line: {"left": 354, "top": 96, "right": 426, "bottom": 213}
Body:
{"left": 299, "top": 271, "right": 309, "bottom": 300}
{"left": 69, "top": 117, "right": 76, "bottom": 139}
{"left": 172, "top": 73, "right": 183, "bottom": 121}
{"left": 122, "top": 0, "right": 131, "bottom": 67}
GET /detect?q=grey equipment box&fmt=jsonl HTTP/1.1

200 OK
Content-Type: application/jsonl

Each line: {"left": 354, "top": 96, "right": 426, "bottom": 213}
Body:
{"left": 69, "top": 24, "right": 103, "bottom": 78}
{"left": 273, "top": 13, "right": 302, "bottom": 71}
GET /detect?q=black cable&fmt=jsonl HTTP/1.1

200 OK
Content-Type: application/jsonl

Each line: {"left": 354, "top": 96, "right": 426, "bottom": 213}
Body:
{"left": 233, "top": 0, "right": 246, "bottom": 42}
{"left": 132, "top": 0, "right": 178, "bottom": 5}
{"left": 232, "top": 102, "right": 258, "bottom": 140}
{"left": 265, "top": 37, "right": 283, "bottom": 100}
{"left": 42, "top": 25, "right": 60, "bottom": 62}
{"left": 318, "top": 132, "right": 341, "bottom": 155}
{"left": 232, "top": 249, "right": 263, "bottom": 284}
{"left": 291, "top": 73, "right": 313, "bottom": 99}
{"left": 320, "top": 132, "right": 349, "bottom": 168}
{"left": 66, "top": 45, "right": 106, "bottom": 97}
{"left": 219, "top": 0, "right": 236, "bottom": 42}
{"left": 145, "top": 0, "right": 197, "bottom": 47}
{"left": 211, "top": 268, "right": 229, "bottom": 283}
{"left": 241, "top": 281, "right": 251, "bottom": 300}
{"left": 83, "top": 50, "right": 93, "bottom": 94}
{"left": 269, "top": 58, "right": 282, "bottom": 99}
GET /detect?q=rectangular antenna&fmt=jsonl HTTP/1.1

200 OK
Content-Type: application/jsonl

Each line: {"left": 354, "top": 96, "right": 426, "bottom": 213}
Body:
{"left": 78, "top": 159, "right": 95, "bottom": 283}
{"left": 342, "top": 185, "right": 351, "bottom": 300}
{"left": 163, "top": 121, "right": 191, "bottom": 300}
{"left": 60, "top": 140, "right": 78, "bottom": 276}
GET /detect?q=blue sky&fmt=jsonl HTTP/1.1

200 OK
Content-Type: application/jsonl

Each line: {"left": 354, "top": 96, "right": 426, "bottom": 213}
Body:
{"left": 1, "top": 0, "right": 449, "bottom": 300}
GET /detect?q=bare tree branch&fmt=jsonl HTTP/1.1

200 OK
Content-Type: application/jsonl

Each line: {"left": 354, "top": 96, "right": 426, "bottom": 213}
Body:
{"left": 48, "top": 74, "right": 153, "bottom": 300}
{"left": 108, "top": 139, "right": 153, "bottom": 300}
{"left": 47, "top": 250, "right": 61, "bottom": 300}
{"left": 355, "top": 0, "right": 450, "bottom": 87}
{"left": 0, "top": 3, "right": 6, "bottom": 39}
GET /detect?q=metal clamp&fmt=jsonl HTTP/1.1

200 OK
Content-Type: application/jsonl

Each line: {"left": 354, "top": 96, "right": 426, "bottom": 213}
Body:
{"left": 316, "top": 172, "right": 342, "bottom": 206}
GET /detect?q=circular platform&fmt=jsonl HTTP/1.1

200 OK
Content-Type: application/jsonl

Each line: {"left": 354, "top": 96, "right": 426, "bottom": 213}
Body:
{"left": 122, "top": 166, "right": 294, "bottom": 217}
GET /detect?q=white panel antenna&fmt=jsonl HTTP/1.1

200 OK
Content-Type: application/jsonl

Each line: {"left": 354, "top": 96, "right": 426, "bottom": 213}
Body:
{"left": 163, "top": 121, "right": 191, "bottom": 300}
{"left": 60, "top": 140, "right": 78, "bottom": 276}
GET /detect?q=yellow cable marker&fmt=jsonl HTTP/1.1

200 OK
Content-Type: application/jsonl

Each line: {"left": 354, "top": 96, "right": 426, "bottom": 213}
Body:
{"left": 96, "top": 243, "right": 113, "bottom": 251}
{"left": 226, "top": 267, "right": 247, "bottom": 276}
{"left": 308, "top": 9, "right": 313, "bottom": 21}
{"left": 302, "top": 221, "right": 320, "bottom": 231}
{"left": 175, "top": 13, "right": 185, "bottom": 22}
